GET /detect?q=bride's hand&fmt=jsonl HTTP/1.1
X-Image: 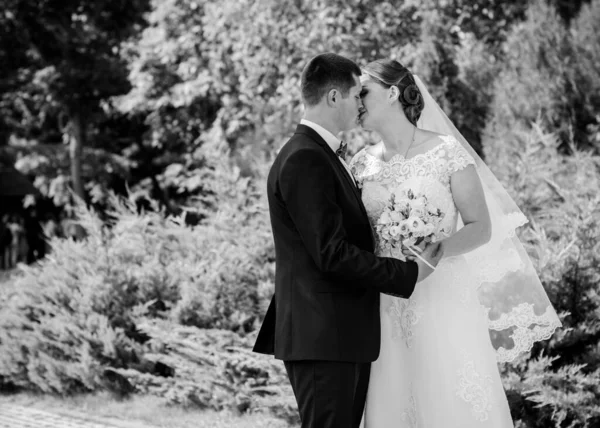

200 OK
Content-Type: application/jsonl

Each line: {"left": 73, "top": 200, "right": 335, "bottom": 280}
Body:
{"left": 401, "top": 240, "right": 427, "bottom": 261}
{"left": 415, "top": 242, "right": 444, "bottom": 282}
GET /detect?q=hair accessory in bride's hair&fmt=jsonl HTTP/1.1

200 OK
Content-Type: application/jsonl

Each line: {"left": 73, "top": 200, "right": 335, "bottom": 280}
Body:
{"left": 403, "top": 84, "right": 421, "bottom": 105}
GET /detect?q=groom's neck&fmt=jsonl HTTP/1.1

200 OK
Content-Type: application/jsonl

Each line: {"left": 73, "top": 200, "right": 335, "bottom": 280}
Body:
{"left": 303, "top": 109, "right": 341, "bottom": 136}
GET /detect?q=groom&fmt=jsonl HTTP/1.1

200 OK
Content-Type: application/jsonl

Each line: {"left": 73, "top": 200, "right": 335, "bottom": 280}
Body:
{"left": 253, "top": 53, "right": 442, "bottom": 428}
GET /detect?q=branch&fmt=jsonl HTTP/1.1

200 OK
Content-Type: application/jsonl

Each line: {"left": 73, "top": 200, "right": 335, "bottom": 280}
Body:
{"left": 544, "top": 178, "right": 567, "bottom": 202}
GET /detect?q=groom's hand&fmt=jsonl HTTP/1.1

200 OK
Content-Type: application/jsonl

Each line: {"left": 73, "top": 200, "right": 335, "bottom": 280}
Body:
{"left": 415, "top": 242, "right": 444, "bottom": 283}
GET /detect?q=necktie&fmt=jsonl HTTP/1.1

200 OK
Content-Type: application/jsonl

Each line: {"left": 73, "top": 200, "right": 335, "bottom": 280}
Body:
{"left": 336, "top": 141, "right": 347, "bottom": 159}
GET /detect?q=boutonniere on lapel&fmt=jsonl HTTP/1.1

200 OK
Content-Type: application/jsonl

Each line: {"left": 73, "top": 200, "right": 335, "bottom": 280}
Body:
{"left": 348, "top": 159, "right": 364, "bottom": 194}
{"left": 335, "top": 140, "right": 348, "bottom": 159}
{"left": 355, "top": 177, "right": 363, "bottom": 193}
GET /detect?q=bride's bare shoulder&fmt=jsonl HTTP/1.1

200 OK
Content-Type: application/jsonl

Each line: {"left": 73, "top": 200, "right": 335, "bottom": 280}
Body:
{"left": 413, "top": 129, "right": 460, "bottom": 153}
{"left": 414, "top": 129, "right": 449, "bottom": 148}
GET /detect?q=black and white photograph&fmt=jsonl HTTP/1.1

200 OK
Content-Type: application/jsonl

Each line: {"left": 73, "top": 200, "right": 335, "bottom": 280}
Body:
{"left": 0, "top": 1, "right": 598, "bottom": 427}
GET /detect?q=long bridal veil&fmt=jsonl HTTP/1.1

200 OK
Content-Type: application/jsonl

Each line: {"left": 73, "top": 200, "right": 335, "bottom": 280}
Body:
{"left": 414, "top": 75, "right": 561, "bottom": 363}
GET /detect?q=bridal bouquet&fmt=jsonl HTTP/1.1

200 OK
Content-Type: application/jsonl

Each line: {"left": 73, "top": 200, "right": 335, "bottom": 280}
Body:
{"left": 375, "top": 188, "right": 444, "bottom": 268}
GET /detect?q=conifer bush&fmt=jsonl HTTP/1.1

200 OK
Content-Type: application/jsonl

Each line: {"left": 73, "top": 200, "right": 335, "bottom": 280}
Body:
{"left": 486, "top": 125, "right": 600, "bottom": 427}
{"left": 0, "top": 153, "right": 275, "bottom": 398}
{"left": 110, "top": 320, "right": 297, "bottom": 423}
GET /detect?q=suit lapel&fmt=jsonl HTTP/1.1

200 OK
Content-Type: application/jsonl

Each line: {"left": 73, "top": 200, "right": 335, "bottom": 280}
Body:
{"left": 333, "top": 156, "right": 364, "bottom": 207}
{"left": 294, "top": 125, "right": 370, "bottom": 224}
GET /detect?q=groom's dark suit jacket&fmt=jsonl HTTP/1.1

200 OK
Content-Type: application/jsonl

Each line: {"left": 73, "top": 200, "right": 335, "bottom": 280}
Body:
{"left": 253, "top": 124, "right": 418, "bottom": 363}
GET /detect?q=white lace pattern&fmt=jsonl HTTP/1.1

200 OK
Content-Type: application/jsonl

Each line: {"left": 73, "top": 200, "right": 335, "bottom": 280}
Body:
{"left": 388, "top": 298, "right": 424, "bottom": 348}
{"left": 456, "top": 354, "right": 493, "bottom": 422}
{"left": 401, "top": 388, "right": 419, "bottom": 428}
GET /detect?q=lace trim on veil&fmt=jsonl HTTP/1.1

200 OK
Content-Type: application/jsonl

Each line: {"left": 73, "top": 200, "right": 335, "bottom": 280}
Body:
{"left": 485, "top": 304, "right": 561, "bottom": 363}
{"left": 469, "top": 211, "right": 561, "bottom": 363}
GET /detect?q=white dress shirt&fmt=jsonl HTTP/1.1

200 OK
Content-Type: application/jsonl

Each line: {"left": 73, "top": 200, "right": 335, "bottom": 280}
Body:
{"left": 300, "top": 119, "right": 356, "bottom": 185}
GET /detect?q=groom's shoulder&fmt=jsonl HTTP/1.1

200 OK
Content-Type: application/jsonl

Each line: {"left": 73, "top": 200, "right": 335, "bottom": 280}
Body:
{"left": 270, "top": 135, "right": 328, "bottom": 182}
{"left": 277, "top": 131, "right": 324, "bottom": 160}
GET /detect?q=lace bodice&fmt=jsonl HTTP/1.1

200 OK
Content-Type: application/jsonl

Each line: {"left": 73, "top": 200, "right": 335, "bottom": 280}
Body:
{"left": 349, "top": 135, "right": 476, "bottom": 254}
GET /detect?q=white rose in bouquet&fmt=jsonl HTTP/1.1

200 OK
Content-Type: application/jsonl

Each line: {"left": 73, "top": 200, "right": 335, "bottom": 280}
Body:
{"left": 423, "top": 223, "right": 436, "bottom": 236}
{"left": 378, "top": 211, "right": 391, "bottom": 225}
{"left": 407, "top": 216, "right": 426, "bottom": 235}
{"left": 389, "top": 225, "right": 401, "bottom": 237}
{"left": 410, "top": 196, "right": 427, "bottom": 210}
{"left": 399, "top": 220, "right": 411, "bottom": 236}
{"left": 410, "top": 206, "right": 426, "bottom": 218}
{"left": 389, "top": 211, "right": 404, "bottom": 223}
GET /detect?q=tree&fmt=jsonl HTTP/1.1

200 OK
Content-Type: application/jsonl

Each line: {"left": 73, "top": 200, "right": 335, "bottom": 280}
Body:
{"left": 116, "top": 0, "right": 425, "bottom": 206}
{"left": 548, "top": 0, "right": 592, "bottom": 23}
{"left": 486, "top": 0, "right": 600, "bottom": 153}
{"left": 1, "top": 0, "right": 151, "bottom": 201}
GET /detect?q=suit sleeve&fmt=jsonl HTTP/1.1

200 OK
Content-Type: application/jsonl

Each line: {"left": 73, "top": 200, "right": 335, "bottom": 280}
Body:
{"left": 278, "top": 147, "right": 418, "bottom": 298}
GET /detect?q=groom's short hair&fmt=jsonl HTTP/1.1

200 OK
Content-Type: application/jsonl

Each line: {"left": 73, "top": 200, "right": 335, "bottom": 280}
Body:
{"left": 301, "top": 53, "right": 361, "bottom": 107}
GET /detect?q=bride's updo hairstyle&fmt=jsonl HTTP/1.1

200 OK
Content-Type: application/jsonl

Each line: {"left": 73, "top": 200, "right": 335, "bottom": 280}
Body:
{"left": 363, "top": 59, "right": 424, "bottom": 126}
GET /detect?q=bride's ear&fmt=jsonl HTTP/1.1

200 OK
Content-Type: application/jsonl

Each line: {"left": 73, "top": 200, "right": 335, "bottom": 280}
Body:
{"left": 388, "top": 86, "right": 399, "bottom": 104}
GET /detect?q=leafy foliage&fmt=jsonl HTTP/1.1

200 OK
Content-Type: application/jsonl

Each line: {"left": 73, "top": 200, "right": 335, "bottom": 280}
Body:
{"left": 486, "top": 0, "right": 600, "bottom": 152}
{"left": 2, "top": 0, "right": 151, "bottom": 113}
{"left": 0, "top": 0, "right": 151, "bottom": 201}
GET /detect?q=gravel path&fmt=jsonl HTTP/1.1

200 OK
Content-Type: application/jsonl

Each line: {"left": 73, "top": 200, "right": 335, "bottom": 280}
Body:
{"left": 0, "top": 404, "right": 150, "bottom": 428}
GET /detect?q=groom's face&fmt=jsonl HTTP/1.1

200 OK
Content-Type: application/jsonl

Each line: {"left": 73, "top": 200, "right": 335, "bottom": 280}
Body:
{"left": 336, "top": 74, "right": 363, "bottom": 132}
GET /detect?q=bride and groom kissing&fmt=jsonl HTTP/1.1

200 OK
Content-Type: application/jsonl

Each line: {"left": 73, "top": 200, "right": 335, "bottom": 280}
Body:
{"left": 253, "top": 53, "right": 561, "bottom": 428}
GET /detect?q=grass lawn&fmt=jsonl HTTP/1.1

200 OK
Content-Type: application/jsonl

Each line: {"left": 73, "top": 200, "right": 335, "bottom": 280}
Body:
{"left": 1, "top": 391, "right": 294, "bottom": 428}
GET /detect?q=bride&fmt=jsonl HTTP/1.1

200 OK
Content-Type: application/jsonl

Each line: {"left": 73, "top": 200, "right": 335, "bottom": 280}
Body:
{"left": 349, "top": 59, "right": 561, "bottom": 427}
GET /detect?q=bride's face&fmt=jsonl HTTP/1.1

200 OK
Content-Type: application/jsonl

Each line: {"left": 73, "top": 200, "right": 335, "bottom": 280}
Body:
{"left": 358, "top": 74, "right": 393, "bottom": 131}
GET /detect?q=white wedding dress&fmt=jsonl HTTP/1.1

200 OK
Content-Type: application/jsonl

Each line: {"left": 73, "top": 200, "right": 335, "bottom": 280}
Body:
{"left": 350, "top": 135, "right": 515, "bottom": 428}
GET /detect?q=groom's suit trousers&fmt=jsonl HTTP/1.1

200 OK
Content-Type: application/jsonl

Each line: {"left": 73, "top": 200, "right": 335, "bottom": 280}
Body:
{"left": 284, "top": 360, "right": 370, "bottom": 428}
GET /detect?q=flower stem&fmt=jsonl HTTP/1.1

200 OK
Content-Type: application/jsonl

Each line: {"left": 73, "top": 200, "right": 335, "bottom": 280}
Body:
{"left": 407, "top": 245, "right": 435, "bottom": 270}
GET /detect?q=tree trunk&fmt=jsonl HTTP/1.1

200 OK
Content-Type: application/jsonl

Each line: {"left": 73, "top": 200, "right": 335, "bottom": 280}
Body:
{"left": 69, "top": 112, "right": 86, "bottom": 202}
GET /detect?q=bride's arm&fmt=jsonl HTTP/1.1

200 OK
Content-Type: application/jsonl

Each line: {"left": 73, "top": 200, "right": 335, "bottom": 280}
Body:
{"left": 440, "top": 165, "right": 491, "bottom": 257}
